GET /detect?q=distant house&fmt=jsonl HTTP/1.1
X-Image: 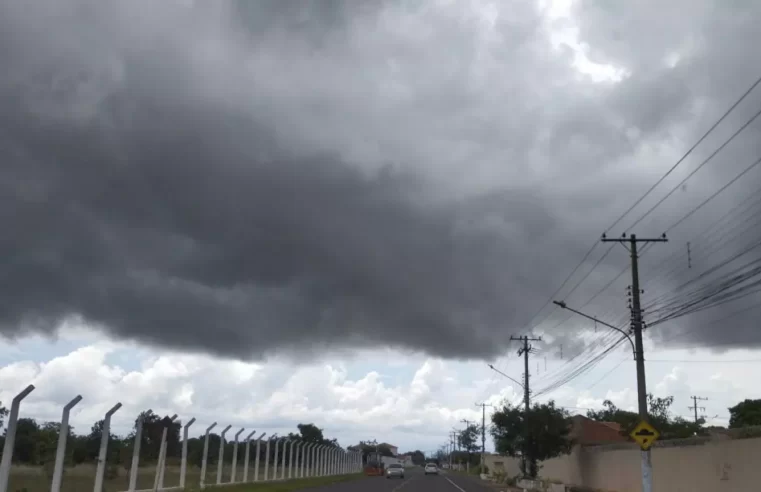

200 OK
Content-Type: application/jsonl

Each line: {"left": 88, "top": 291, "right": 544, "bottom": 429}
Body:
{"left": 380, "top": 443, "right": 399, "bottom": 456}
{"left": 398, "top": 454, "right": 414, "bottom": 466}
{"left": 570, "top": 415, "right": 628, "bottom": 445}
{"left": 484, "top": 415, "right": 630, "bottom": 475}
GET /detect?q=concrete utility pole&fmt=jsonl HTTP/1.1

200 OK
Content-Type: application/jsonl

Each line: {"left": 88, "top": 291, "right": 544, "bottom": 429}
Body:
{"left": 689, "top": 396, "right": 708, "bottom": 424}
{"left": 474, "top": 403, "right": 492, "bottom": 471}
{"left": 460, "top": 419, "right": 475, "bottom": 472}
{"left": 510, "top": 335, "right": 542, "bottom": 477}
{"left": 602, "top": 232, "right": 667, "bottom": 492}
{"left": 449, "top": 431, "right": 457, "bottom": 468}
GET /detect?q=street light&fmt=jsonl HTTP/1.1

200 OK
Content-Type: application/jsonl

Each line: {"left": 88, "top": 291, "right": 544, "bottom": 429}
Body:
{"left": 487, "top": 364, "right": 525, "bottom": 387}
{"left": 552, "top": 300, "right": 636, "bottom": 358}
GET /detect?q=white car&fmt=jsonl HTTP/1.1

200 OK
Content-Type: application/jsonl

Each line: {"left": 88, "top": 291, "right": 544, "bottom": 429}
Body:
{"left": 424, "top": 463, "right": 438, "bottom": 475}
{"left": 386, "top": 463, "right": 405, "bottom": 479}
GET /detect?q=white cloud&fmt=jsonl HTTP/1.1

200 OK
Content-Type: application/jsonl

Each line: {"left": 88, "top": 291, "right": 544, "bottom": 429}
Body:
{"left": 1, "top": 328, "right": 759, "bottom": 454}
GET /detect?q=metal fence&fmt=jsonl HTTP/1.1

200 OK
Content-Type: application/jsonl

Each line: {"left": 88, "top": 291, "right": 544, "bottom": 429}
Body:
{"left": 0, "top": 384, "right": 362, "bottom": 492}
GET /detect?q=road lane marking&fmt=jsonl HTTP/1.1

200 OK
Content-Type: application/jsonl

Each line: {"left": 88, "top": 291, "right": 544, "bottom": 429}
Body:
{"left": 390, "top": 476, "right": 415, "bottom": 492}
{"left": 444, "top": 475, "right": 468, "bottom": 491}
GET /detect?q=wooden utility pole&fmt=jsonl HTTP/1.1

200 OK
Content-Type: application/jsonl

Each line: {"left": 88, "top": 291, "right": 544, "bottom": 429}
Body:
{"left": 602, "top": 232, "right": 667, "bottom": 492}
{"left": 689, "top": 396, "right": 708, "bottom": 424}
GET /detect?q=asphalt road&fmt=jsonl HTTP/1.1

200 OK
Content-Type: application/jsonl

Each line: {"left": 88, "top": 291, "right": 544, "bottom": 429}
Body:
{"left": 306, "top": 468, "right": 499, "bottom": 492}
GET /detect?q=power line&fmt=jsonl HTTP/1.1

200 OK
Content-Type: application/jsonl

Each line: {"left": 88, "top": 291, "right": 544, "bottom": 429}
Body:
{"left": 648, "top": 358, "right": 761, "bottom": 363}
{"left": 585, "top": 358, "right": 628, "bottom": 391}
{"left": 525, "top": 78, "right": 761, "bottom": 334}
{"left": 610, "top": 73, "right": 761, "bottom": 234}
{"left": 626, "top": 106, "right": 761, "bottom": 231}
{"left": 665, "top": 154, "right": 761, "bottom": 234}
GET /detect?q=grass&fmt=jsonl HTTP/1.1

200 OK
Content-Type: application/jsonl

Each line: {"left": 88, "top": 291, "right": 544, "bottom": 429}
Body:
{"left": 7, "top": 464, "right": 350, "bottom": 492}
{"left": 201, "top": 473, "right": 366, "bottom": 491}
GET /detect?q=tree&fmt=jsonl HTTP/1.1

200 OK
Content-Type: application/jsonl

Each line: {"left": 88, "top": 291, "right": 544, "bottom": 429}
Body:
{"left": 350, "top": 442, "right": 394, "bottom": 457}
{"left": 132, "top": 410, "right": 181, "bottom": 464}
{"left": 14, "top": 418, "right": 42, "bottom": 464}
{"left": 458, "top": 424, "right": 481, "bottom": 454}
{"left": 409, "top": 450, "right": 426, "bottom": 465}
{"left": 729, "top": 399, "right": 761, "bottom": 428}
{"left": 296, "top": 423, "right": 324, "bottom": 443}
{"left": 586, "top": 394, "right": 703, "bottom": 439}
{"left": 491, "top": 400, "right": 572, "bottom": 478}
{"left": 0, "top": 401, "right": 7, "bottom": 430}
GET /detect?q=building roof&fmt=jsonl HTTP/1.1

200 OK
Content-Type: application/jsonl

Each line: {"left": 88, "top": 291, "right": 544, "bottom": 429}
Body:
{"left": 570, "top": 415, "right": 628, "bottom": 445}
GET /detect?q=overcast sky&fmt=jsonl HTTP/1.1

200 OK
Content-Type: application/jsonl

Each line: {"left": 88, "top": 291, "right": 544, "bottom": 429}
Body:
{"left": 1, "top": 0, "right": 761, "bottom": 453}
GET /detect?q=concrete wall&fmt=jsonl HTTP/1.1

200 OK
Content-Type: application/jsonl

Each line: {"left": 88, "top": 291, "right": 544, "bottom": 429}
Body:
{"left": 484, "top": 435, "right": 761, "bottom": 492}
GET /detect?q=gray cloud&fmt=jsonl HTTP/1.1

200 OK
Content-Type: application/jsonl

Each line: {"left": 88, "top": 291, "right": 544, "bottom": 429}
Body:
{"left": 1, "top": 0, "right": 760, "bottom": 361}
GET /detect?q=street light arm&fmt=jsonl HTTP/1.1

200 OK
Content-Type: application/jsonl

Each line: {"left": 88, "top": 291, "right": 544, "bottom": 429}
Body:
{"left": 487, "top": 364, "right": 525, "bottom": 388}
{"left": 552, "top": 300, "right": 636, "bottom": 356}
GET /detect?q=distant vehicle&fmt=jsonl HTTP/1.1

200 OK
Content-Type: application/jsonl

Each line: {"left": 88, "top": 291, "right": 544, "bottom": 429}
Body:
{"left": 386, "top": 463, "right": 405, "bottom": 479}
{"left": 364, "top": 452, "right": 384, "bottom": 476}
{"left": 424, "top": 463, "right": 438, "bottom": 475}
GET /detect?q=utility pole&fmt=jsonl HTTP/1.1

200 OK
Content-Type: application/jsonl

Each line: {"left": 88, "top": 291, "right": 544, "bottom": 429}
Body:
{"left": 461, "top": 419, "right": 475, "bottom": 473}
{"left": 474, "top": 403, "right": 492, "bottom": 471}
{"left": 602, "top": 232, "right": 667, "bottom": 492}
{"left": 510, "top": 335, "right": 542, "bottom": 477}
{"left": 689, "top": 396, "right": 708, "bottom": 424}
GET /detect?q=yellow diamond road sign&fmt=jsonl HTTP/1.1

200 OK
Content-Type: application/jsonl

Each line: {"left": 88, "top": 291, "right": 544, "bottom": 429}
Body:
{"left": 630, "top": 420, "right": 660, "bottom": 451}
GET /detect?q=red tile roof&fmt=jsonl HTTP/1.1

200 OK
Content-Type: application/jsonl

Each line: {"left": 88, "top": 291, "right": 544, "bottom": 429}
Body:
{"left": 571, "top": 415, "right": 628, "bottom": 445}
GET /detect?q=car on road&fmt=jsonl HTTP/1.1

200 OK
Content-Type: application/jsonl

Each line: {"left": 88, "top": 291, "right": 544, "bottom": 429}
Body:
{"left": 424, "top": 462, "right": 438, "bottom": 475}
{"left": 386, "top": 463, "right": 405, "bottom": 479}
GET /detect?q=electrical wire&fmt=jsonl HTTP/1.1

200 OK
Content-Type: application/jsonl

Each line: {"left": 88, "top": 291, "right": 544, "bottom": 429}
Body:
{"left": 520, "top": 74, "right": 761, "bottom": 333}
{"left": 625, "top": 106, "right": 761, "bottom": 231}
{"left": 610, "top": 73, "right": 761, "bottom": 234}
{"left": 533, "top": 336, "right": 628, "bottom": 398}
{"left": 585, "top": 358, "right": 629, "bottom": 391}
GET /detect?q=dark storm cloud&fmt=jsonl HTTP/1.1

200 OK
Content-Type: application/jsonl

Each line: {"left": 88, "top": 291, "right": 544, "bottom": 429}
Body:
{"left": 1, "top": 0, "right": 761, "bottom": 360}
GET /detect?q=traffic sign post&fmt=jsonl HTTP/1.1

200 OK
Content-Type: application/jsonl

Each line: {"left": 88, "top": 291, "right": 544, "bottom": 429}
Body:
{"left": 630, "top": 421, "right": 660, "bottom": 451}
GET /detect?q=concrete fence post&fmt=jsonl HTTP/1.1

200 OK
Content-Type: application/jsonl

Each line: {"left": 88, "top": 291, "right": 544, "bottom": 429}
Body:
{"left": 0, "top": 384, "right": 35, "bottom": 492}
{"left": 200, "top": 422, "right": 217, "bottom": 489}
{"left": 273, "top": 438, "right": 282, "bottom": 480}
{"left": 179, "top": 417, "right": 196, "bottom": 489}
{"left": 93, "top": 403, "right": 122, "bottom": 492}
{"left": 317, "top": 445, "right": 324, "bottom": 477}
{"left": 242, "top": 430, "right": 256, "bottom": 482}
{"left": 304, "top": 444, "right": 311, "bottom": 477}
{"left": 127, "top": 414, "right": 144, "bottom": 492}
{"left": 289, "top": 441, "right": 299, "bottom": 479}
{"left": 280, "top": 440, "right": 290, "bottom": 480}
{"left": 300, "top": 443, "right": 310, "bottom": 477}
{"left": 264, "top": 434, "right": 276, "bottom": 481}
{"left": 155, "top": 413, "right": 178, "bottom": 490}
{"left": 50, "top": 395, "right": 82, "bottom": 492}
{"left": 216, "top": 424, "right": 232, "bottom": 485}
{"left": 231, "top": 427, "right": 245, "bottom": 483}
{"left": 300, "top": 442, "right": 306, "bottom": 477}
{"left": 254, "top": 433, "right": 266, "bottom": 482}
